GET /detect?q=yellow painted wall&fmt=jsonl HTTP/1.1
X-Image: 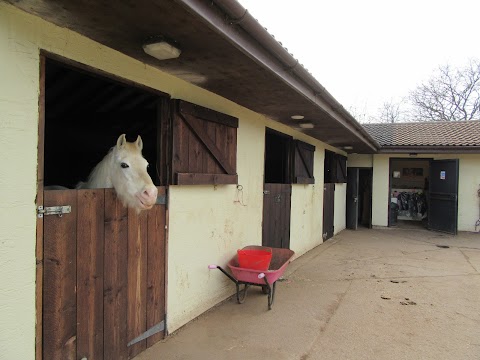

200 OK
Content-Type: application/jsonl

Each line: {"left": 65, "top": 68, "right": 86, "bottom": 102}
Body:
{"left": 334, "top": 184, "right": 347, "bottom": 234}
{"left": 0, "top": 4, "right": 349, "bottom": 357}
{"left": 347, "top": 153, "right": 373, "bottom": 168}
{"left": 371, "top": 153, "right": 480, "bottom": 232}
{"left": 371, "top": 155, "right": 391, "bottom": 227}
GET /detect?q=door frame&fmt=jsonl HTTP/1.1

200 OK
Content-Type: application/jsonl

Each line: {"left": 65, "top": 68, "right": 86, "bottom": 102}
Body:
{"left": 322, "top": 183, "right": 335, "bottom": 241}
{"left": 346, "top": 167, "right": 359, "bottom": 230}
{"left": 36, "top": 53, "right": 170, "bottom": 360}
{"left": 346, "top": 167, "right": 373, "bottom": 230}
{"left": 262, "top": 128, "right": 293, "bottom": 248}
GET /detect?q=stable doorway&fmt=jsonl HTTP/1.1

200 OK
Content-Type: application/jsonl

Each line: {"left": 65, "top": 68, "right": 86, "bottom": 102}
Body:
{"left": 346, "top": 167, "right": 373, "bottom": 230}
{"left": 388, "top": 158, "right": 459, "bottom": 234}
{"left": 262, "top": 129, "right": 292, "bottom": 249}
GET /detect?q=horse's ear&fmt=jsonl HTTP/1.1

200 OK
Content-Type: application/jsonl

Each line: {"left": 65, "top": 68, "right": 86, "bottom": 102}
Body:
{"left": 135, "top": 135, "right": 143, "bottom": 151}
{"left": 116, "top": 134, "right": 127, "bottom": 149}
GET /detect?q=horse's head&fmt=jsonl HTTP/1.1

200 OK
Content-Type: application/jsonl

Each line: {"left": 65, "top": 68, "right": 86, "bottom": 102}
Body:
{"left": 110, "top": 134, "right": 158, "bottom": 212}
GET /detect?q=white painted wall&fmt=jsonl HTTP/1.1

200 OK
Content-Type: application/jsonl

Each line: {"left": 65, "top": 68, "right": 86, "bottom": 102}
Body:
{"left": 371, "top": 153, "right": 480, "bottom": 232}
{"left": 0, "top": 4, "right": 350, "bottom": 357}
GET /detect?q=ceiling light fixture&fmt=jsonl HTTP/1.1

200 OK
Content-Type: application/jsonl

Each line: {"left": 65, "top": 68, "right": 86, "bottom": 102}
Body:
{"left": 291, "top": 115, "right": 304, "bottom": 120}
{"left": 299, "top": 122, "right": 314, "bottom": 129}
{"left": 143, "top": 37, "right": 181, "bottom": 60}
{"left": 343, "top": 146, "right": 353, "bottom": 150}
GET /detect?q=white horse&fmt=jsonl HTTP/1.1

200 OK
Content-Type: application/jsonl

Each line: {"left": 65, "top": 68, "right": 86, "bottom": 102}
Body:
{"left": 77, "top": 134, "right": 158, "bottom": 212}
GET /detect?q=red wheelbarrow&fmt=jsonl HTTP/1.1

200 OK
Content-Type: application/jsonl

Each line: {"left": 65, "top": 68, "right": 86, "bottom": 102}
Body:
{"left": 209, "top": 246, "right": 295, "bottom": 310}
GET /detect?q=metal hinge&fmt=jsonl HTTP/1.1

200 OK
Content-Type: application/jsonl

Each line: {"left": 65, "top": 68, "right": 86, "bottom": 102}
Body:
{"left": 127, "top": 320, "right": 165, "bottom": 346}
{"left": 263, "top": 190, "right": 270, "bottom": 195}
{"left": 37, "top": 205, "right": 71, "bottom": 218}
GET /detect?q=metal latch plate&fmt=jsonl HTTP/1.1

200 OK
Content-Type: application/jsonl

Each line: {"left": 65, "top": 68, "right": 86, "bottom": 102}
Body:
{"left": 156, "top": 195, "right": 167, "bottom": 205}
{"left": 37, "top": 205, "right": 71, "bottom": 218}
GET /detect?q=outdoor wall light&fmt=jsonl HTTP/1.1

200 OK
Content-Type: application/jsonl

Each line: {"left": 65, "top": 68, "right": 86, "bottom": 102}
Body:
{"left": 143, "top": 37, "right": 181, "bottom": 60}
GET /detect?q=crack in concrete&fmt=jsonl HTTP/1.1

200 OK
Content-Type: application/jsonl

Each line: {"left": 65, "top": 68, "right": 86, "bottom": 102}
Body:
{"left": 300, "top": 280, "right": 353, "bottom": 360}
{"left": 458, "top": 248, "right": 480, "bottom": 274}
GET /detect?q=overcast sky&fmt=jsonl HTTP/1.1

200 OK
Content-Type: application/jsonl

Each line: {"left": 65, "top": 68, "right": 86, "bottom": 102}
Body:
{"left": 238, "top": 0, "right": 480, "bottom": 121}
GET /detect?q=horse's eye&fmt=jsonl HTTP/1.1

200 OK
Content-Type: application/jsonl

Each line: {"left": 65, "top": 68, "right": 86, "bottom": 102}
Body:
{"left": 121, "top": 162, "right": 129, "bottom": 169}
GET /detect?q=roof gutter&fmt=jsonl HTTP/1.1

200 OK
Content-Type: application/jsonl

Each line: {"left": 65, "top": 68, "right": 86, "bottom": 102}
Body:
{"left": 378, "top": 146, "right": 480, "bottom": 154}
{"left": 177, "top": 0, "right": 380, "bottom": 152}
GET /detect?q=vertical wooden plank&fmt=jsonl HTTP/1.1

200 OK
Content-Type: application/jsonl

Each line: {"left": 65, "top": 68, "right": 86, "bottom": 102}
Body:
{"left": 226, "top": 126, "right": 237, "bottom": 172}
{"left": 262, "top": 183, "right": 273, "bottom": 247}
{"left": 36, "top": 55, "right": 46, "bottom": 360}
{"left": 104, "top": 190, "right": 128, "bottom": 360}
{"left": 77, "top": 189, "right": 105, "bottom": 360}
{"left": 127, "top": 208, "right": 148, "bottom": 358}
{"left": 157, "top": 97, "right": 170, "bottom": 186}
{"left": 43, "top": 190, "right": 77, "bottom": 360}
{"left": 215, "top": 123, "right": 227, "bottom": 174}
{"left": 204, "top": 121, "right": 217, "bottom": 174}
{"left": 188, "top": 123, "right": 203, "bottom": 174}
{"left": 146, "top": 187, "right": 167, "bottom": 347}
{"left": 172, "top": 111, "right": 189, "bottom": 179}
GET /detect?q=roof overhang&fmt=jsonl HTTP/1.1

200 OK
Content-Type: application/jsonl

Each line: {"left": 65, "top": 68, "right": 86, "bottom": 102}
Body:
{"left": 7, "top": 0, "right": 379, "bottom": 154}
{"left": 378, "top": 146, "right": 480, "bottom": 154}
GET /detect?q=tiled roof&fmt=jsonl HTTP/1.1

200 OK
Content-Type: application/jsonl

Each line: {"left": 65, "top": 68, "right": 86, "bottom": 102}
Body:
{"left": 363, "top": 121, "right": 480, "bottom": 147}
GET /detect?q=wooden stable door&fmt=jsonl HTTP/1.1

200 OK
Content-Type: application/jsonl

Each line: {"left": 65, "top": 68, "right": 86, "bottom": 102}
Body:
{"left": 41, "top": 188, "right": 167, "bottom": 360}
{"left": 262, "top": 183, "right": 292, "bottom": 249}
{"left": 323, "top": 183, "right": 335, "bottom": 241}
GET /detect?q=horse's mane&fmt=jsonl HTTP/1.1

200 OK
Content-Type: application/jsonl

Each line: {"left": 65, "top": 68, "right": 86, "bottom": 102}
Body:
{"left": 77, "top": 148, "right": 114, "bottom": 189}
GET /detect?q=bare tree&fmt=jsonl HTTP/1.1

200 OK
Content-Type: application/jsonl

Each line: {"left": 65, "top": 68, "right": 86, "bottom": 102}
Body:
{"left": 409, "top": 59, "right": 480, "bottom": 121}
{"left": 347, "top": 104, "right": 375, "bottom": 123}
{"left": 378, "top": 99, "right": 405, "bottom": 123}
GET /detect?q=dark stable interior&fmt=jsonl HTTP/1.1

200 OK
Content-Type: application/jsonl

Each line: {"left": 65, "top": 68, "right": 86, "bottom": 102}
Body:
{"left": 264, "top": 130, "right": 290, "bottom": 184}
{"left": 44, "top": 58, "right": 160, "bottom": 188}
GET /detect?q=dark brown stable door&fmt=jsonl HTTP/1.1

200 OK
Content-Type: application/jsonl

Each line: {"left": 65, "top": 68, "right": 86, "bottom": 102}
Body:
{"left": 41, "top": 188, "right": 167, "bottom": 360}
{"left": 262, "top": 184, "right": 292, "bottom": 249}
{"left": 323, "top": 183, "right": 335, "bottom": 241}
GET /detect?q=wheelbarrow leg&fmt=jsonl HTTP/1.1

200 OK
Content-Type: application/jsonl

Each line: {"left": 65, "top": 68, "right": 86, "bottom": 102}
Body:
{"left": 236, "top": 283, "right": 249, "bottom": 304}
{"left": 259, "top": 275, "right": 274, "bottom": 310}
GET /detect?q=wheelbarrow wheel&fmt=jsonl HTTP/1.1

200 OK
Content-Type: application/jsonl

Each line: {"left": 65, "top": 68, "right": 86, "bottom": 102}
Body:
{"left": 237, "top": 284, "right": 249, "bottom": 304}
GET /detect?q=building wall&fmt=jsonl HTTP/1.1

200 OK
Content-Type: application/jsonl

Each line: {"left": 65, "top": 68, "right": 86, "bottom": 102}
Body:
{"left": 334, "top": 183, "right": 347, "bottom": 234}
{"left": 347, "top": 153, "right": 373, "bottom": 168}
{"left": 371, "top": 153, "right": 480, "bottom": 232}
{"left": 0, "top": 4, "right": 348, "bottom": 358}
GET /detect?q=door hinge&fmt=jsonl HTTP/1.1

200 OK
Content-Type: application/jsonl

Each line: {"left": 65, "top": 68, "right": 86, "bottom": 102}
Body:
{"left": 127, "top": 320, "right": 165, "bottom": 346}
{"left": 37, "top": 205, "right": 71, "bottom": 218}
{"left": 263, "top": 190, "right": 270, "bottom": 195}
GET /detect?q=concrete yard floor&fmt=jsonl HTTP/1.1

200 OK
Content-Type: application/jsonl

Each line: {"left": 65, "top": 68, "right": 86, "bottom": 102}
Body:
{"left": 136, "top": 228, "right": 480, "bottom": 360}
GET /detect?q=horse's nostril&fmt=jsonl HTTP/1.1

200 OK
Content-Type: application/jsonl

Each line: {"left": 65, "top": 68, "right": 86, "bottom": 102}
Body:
{"left": 143, "top": 188, "right": 158, "bottom": 199}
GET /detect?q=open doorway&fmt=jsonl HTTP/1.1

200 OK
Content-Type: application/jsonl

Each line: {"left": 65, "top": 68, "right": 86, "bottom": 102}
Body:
{"left": 44, "top": 57, "right": 164, "bottom": 188}
{"left": 389, "top": 158, "right": 430, "bottom": 229}
{"left": 346, "top": 167, "right": 372, "bottom": 230}
{"left": 262, "top": 129, "right": 292, "bottom": 249}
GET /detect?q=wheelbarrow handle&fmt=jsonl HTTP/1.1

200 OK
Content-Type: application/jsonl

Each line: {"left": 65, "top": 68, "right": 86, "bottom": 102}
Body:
{"left": 208, "top": 264, "right": 239, "bottom": 284}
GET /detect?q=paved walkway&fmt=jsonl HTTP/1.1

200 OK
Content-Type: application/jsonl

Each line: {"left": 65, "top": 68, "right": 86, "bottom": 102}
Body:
{"left": 136, "top": 228, "right": 480, "bottom": 360}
